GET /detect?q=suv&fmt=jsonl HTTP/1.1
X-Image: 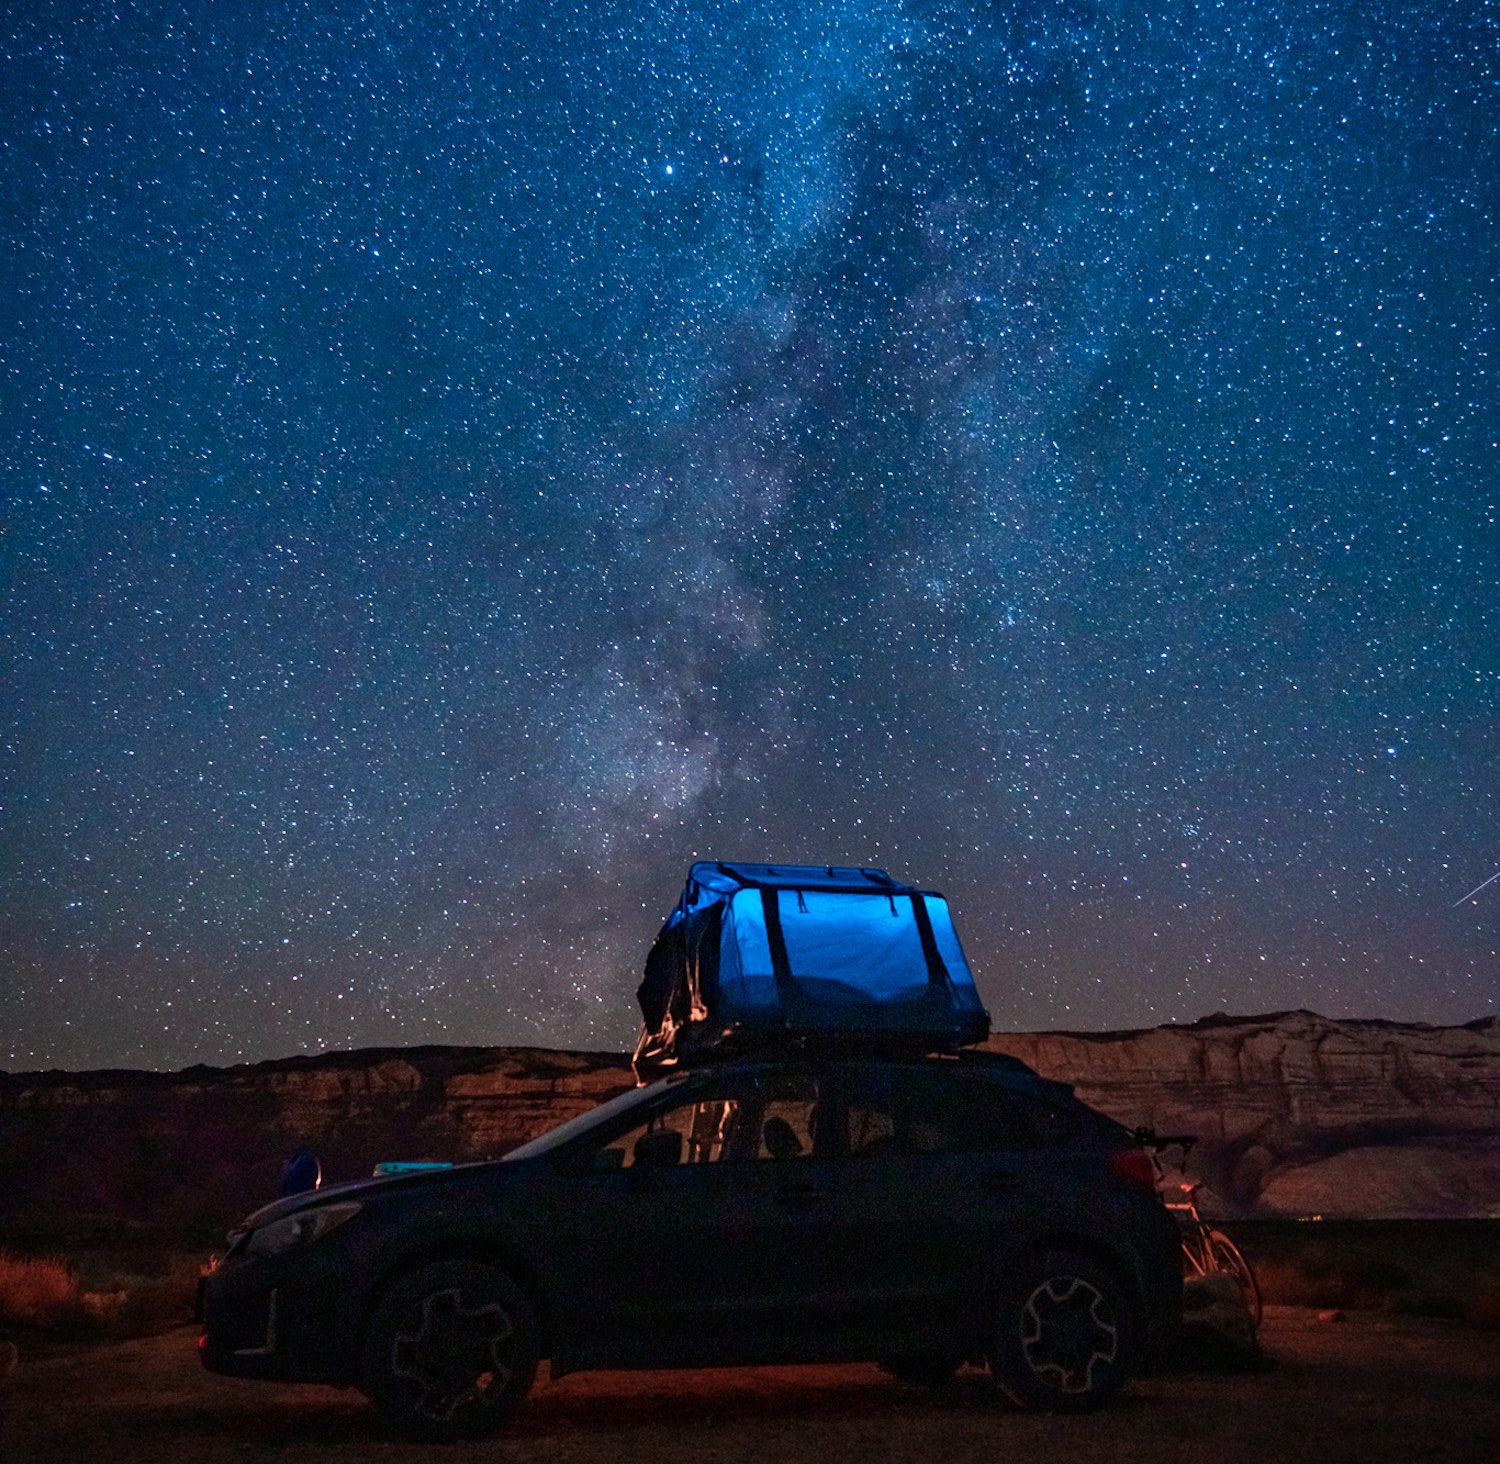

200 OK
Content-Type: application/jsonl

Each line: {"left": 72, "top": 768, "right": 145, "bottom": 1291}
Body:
{"left": 199, "top": 1049, "right": 1181, "bottom": 1439}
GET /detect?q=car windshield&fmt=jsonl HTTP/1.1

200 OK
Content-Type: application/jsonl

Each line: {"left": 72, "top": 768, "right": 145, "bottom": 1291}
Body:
{"left": 500, "top": 1078, "right": 679, "bottom": 1160}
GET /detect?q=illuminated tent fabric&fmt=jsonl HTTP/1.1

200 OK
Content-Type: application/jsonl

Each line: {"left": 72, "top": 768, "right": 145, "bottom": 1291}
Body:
{"left": 633, "top": 862, "right": 990, "bottom": 1075}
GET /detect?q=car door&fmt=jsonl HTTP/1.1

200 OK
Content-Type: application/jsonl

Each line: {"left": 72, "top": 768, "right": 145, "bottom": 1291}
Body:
{"left": 549, "top": 1066, "right": 841, "bottom": 1368}
{"left": 822, "top": 1063, "right": 1037, "bottom": 1353}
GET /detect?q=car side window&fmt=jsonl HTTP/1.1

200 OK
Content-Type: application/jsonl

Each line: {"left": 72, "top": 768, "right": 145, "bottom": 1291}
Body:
{"left": 751, "top": 1074, "right": 821, "bottom": 1161}
{"left": 593, "top": 1095, "right": 742, "bottom": 1170}
{"left": 843, "top": 1068, "right": 1035, "bottom": 1156}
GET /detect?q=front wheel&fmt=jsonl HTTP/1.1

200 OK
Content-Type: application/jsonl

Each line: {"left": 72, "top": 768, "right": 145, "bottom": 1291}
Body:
{"left": 359, "top": 1260, "right": 539, "bottom": 1440}
{"left": 1207, "top": 1230, "right": 1263, "bottom": 1328}
{"left": 991, "top": 1250, "right": 1136, "bottom": 1412}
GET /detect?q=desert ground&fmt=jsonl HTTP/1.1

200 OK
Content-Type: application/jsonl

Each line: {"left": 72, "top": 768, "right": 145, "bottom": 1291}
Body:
{"left": 4, "top": 1307, "right": 1497, "bottom": 1464}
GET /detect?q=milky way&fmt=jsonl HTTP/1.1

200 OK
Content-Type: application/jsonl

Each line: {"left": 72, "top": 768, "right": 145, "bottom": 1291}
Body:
{"left": 3, "top": 1, "right": 1496, "bottom": 1070}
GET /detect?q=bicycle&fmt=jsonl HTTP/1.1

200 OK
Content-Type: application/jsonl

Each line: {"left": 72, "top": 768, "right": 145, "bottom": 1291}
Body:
{"left": 1134, "top": 1128, "right": 1263, "bottom": 1329}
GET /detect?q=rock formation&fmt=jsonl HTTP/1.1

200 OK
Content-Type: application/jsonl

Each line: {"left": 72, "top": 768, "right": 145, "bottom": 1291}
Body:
{"left": 0, "top": 1046, "right": 635, "bottom": 1239}
{"left": 1, "top": 1011, "right": 1496, "bottom": 1234}
{"left": 985, "top": 1011, "right": 1500, "bottom": 1218}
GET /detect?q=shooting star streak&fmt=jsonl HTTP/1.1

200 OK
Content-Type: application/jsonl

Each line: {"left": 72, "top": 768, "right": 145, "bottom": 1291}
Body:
{"left": 1451, "top": 869, "right": 1500, "bottom": 908}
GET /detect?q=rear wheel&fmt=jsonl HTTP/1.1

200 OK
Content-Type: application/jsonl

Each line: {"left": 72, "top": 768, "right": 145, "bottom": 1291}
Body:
{"left": 359, "top": 1260, "right": 538, "bottom": 1440}
{"left": 991, "top": 1250, "right": 1135, "bottom": 1412}
{"left": 1207, "top": 1230, "right": 1263, "bottom": 1328}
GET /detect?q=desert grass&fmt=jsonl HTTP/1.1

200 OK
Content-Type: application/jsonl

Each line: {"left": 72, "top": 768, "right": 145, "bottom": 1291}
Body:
{"left": 0, "top": 1249, "right": 198, "bottom": 1336}
{"left": 1253, "top": 1250, "right": 1500, "bottom": 1329}
{"left": 1224, "top": 1219, "right": 1500, "bottom": 1331}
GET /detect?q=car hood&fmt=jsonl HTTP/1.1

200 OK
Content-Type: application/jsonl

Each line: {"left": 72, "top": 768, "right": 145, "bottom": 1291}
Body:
{"left": 236, "top": 1156, "right": 526, "bottom": 1231}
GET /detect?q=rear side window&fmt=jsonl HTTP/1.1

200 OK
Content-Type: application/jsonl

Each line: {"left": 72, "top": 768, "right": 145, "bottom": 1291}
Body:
{"left": 841, "top": 1067, "right": 1039, "bottom": 1155}
{"left": 749, "top": 1072, "right": 823, "bottom": 1160}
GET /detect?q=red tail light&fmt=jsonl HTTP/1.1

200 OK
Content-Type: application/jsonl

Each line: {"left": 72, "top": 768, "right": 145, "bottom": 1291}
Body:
{"left": 1110, "top": 1147, "right": 1158, "bottom": 1193}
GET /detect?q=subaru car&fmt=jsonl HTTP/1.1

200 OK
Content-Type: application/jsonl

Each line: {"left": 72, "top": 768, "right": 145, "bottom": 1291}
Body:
{"left": 199, "top": 1048, "right": 1181, "bottom": 1439}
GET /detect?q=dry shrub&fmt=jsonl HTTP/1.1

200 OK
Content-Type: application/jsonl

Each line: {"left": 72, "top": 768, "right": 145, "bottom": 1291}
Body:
{"left": 0, "top": 1249, "right": 197, "bottom": 1335}
{"left": 0, "top": 1251, "right": 102, "bottom": 1328}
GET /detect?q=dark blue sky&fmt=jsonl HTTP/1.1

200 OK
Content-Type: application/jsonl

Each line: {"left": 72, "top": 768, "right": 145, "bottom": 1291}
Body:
{"left": 4, "top": 1, "right": 1496, "bottom": 1070}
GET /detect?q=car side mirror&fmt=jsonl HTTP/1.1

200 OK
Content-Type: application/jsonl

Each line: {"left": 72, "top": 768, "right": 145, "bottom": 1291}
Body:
{"left": 633, "top": 1129, "right": 683, "bottom": 1169}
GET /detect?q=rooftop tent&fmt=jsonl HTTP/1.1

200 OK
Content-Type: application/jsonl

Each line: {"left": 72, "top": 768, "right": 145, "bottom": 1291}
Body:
{"left": 633, "top": 862, "right": 990, "bottom": 1076}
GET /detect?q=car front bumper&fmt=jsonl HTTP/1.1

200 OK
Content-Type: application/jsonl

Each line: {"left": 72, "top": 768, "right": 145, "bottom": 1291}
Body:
{"left": 198, "top": 1248, "right": 358, "bottom": 1385}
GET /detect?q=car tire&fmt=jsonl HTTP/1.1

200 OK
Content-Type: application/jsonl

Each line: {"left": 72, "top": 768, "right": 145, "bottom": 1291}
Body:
{"left": 359, "top": 1260, "right": 539, "bottom": 1440}
{"left": 991, "top": 1249, "right": 1135, "bottom": 1412}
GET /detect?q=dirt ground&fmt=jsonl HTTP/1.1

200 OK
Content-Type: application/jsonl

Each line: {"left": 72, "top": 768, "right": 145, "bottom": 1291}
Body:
{"left": 3, "top": 1308, "right": 1497, "bottom": 1464}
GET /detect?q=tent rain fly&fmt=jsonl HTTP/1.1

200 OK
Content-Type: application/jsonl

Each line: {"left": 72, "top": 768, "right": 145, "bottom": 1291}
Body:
{"left": 634, "top": 862, "right": 990, "bottom": 1076}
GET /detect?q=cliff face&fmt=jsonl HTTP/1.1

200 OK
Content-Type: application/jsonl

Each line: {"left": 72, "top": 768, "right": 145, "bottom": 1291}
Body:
{"left": 0, "top": 1046, "right": 636, "bottom": 1237}
{"left": 986, "top": 1011, "right": 1500, "bottom": 1218}
{"left": 2, "top": 1011, "right": 1497, "bottom": 1232}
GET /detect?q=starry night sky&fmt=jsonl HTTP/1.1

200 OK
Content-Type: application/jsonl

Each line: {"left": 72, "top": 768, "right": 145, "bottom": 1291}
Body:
{"left": 3, "top": 1, "right": 1496, "bottom": 1072}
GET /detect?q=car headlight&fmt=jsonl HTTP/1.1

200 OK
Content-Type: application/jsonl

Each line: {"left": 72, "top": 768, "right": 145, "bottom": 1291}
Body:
{"left": 243, "top": 1201, "right": 362, "bottom": 1257}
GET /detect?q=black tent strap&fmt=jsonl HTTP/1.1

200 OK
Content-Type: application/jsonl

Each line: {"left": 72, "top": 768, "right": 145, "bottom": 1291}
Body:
{"left": 909, "top": 893, "right": 952, "bottom": 989}
{"left": 759, "top": 887, "right": 797, "bottom": 1010}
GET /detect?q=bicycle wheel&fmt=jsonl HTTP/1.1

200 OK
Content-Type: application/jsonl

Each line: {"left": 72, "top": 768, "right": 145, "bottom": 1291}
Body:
{"left": 1206, "top": 1230, "right": 1263, "bottom": 1328}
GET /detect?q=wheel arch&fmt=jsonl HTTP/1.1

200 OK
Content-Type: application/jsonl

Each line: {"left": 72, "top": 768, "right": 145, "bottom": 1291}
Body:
{"left": 355, "top": 1234, "right": 556, "bottom": 1358}
{"left": 990, "top": 1232, "right": 1148, "bottom": 1322}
